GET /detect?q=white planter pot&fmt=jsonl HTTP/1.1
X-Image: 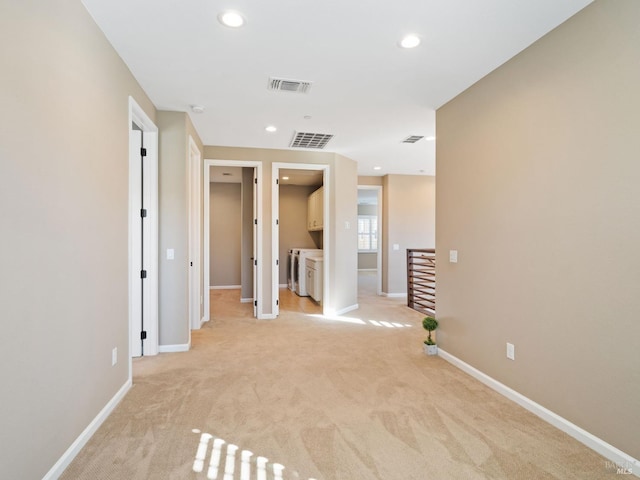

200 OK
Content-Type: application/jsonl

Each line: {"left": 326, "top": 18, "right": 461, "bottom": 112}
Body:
{"left": 424, "top": 344, "right": 438, "bottom": 356}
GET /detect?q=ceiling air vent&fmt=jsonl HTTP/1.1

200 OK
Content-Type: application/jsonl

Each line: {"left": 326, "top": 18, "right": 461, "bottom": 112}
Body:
{"left": 290, "top": 132, "right": 334, "bottom": 149}
{"left": 268, "top": 77, "right": 313, "bottom": 94}
{"left": 403, "top": 135, "right": 424, "bottom": 143}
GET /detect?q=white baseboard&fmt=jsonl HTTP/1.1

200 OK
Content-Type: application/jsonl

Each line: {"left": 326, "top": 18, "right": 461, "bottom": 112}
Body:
{"left": 210, "top": 285, "right": 241, "bottom": 290}
{"left": 357, "top": 268, "right": 378, "bottom": 272}
{"left": 43, "top": 379, "right": 132, "bottom": 480}
{"left": 328, "top": 303, "right": 359, "bottom": 316}
{"left": 279, "top": 283, "right": 288, "bottom": 288}
{"left": 240, "top": 298, "right": 253, "bottom": 303}
{"left": 381, "top": 292, "right": 407, "bottom": 298}
{"left": 158, "top": 343, "right": 190, "bottom": 353}
{"left": 259, "top": 313, "right": 277, "bottom": 320}
{"left": 438, "top": 349, "right": 640, "bottom": 477}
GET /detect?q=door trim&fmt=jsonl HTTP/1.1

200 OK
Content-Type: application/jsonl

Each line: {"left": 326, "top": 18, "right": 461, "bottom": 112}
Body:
{"left": 203, "top": 159, "right": 263, "bottom": 320}
{"left": 128, "top": 97, "right": 158, "bottom": 363}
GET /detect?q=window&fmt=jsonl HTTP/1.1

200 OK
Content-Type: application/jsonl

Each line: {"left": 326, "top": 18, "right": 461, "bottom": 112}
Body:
{"left": 358, "top": 215, "right": 378, "bottom": 251}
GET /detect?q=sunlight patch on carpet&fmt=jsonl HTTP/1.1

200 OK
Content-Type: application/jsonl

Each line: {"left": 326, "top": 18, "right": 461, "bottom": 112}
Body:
{"left": 305, "top": 314, "right": 413, "bottom": 329}
{"left": 191, "top": 429, "right": 316, "bottom": 480}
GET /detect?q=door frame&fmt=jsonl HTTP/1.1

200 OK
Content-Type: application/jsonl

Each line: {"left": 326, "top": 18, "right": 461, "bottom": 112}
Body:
{"left": 128, "top": 97, "right": 158, "bottom": 363}
{"left": 188, "top": 136, "right": 202, "bottom": 330}
{"left": 271, "top": 162, "right": 330, "bottom": 317}
{"left": 203, "top": 159, "right": 263, "bottom": 320}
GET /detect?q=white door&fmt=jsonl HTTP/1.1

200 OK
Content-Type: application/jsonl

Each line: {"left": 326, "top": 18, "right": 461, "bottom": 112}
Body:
{"left": 129, "top": 97, "right": 158, "bottom": 358}
{"left": 129, "top": 129, "right": 143, "bottom": 357}
{"left": 253, "top": 168, "right": 258, "bottom": 317}
{"left": 188, "top": 138, "right": 201, "bottom": 330}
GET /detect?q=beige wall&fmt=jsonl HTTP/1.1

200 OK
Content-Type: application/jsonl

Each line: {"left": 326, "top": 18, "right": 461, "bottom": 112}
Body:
{"left": 329, "top": 155, "right": 359, "bottom": 311}
{"left": 204, "top": 146, "right": 358, "bottom": 314}
{"left": 358, "top": 176, "right": 383, "bottom": 186}
{"left": 358, "top": 253, "right": 378, "bottom": 270}
{"left": 210, "top": 182, "right": 242, "bottom": 286}
{"left": 157, "top": 111, "right": 203, "bottom": 346}
{"left": 436, "top": 0, "right": 640, "bottom": 460}
{"left": 278, "top": 185, "right": 320, "bottom": 285}
{"left": 0, "top": 2, "right": 155, "bottom": 478}
{"left": 382, "top": 175, "right": 436, "bottom": 294}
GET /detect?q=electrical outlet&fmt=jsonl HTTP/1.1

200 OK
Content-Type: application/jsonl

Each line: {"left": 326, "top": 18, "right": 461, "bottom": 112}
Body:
{"left": 506, "top": 342, "right": 515, "bottom": 360}
{"left": 112, "top": 347, "right": 118, "bottom": 366}
{"left": 449, "top": 250, "right": 458, "bottom": 263}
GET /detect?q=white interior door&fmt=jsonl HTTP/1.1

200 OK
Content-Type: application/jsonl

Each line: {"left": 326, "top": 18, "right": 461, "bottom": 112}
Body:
{"left": 253, "top": 168, "right": 258, "bottom": 318}
{"left": 188, "top": 137, "right": 202, "bottom": 330}
{"left": 129, "top": 129, "right": 143, "bottom": 357}
{"left": 128, "top": 97, "right": 158, "bottom": 358}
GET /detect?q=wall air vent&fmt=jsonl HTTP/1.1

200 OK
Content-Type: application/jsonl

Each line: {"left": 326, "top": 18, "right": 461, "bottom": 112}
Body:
{"left": 268, "top": 77, "right": 313, "bottom": 94}
{"left": 290, "top": 132, "right": 334, "bottom": 149}
{"left": 403, "top": 135, "right": 424, "bottom": 143}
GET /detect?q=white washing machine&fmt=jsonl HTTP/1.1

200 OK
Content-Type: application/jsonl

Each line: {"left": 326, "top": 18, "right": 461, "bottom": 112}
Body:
{"left": 292, "top": 248, "right": 323, "bottom": 296}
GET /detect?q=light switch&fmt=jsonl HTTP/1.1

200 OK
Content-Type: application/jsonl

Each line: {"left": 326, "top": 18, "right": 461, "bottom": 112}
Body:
{"left": 167, "top": 248, "right": 175, "bottom": 260}
{"left": 345, "top": 221, "right": 350, "bottom": 229}
{"left": 449, "top": 250, "right": 458, "bottom": 263}
{"left": 393, "top": 243, "right": 400, "bottom": 251}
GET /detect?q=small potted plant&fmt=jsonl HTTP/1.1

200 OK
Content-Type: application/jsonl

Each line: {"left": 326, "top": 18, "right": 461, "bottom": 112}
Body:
{"left": 422, "top": 316, "right": 438, "bottom": 355}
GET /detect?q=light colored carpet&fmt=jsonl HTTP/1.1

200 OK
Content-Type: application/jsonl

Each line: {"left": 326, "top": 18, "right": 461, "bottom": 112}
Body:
{"left": 60, "top": 275, "right": 612, "bottom": 479}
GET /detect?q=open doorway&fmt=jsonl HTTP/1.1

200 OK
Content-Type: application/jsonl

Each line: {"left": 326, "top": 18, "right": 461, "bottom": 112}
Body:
{"left": 203, "top": 160, "right": 262, "bottom": 321}
{"left": 357, "top": 186, "right": 382, "bottom": 297}
{"left": 272, "top": 163, "right": 330, "bottom": 317}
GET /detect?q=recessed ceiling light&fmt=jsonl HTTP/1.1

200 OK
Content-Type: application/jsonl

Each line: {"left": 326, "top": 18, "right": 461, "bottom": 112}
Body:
{"left": 373, "top": 166, "right": 382, "bottom": 171}
{"left": 218, "top": 11, "right": 244, "bottom": 28}
{"left": 265, "top": 125, "right": 277, "bottom": 133}
{"left": 400, "top": 34, "right": 420, "bottom": 49}
{"left": 282, "top": 176, "right": 289, "bottom": 180}
{"left": 190, "top": 105, "right": 205, "bottom": 114}
{"left": 304, "top": 115, "right": 312, "bottom": 120}
{"left": 426, "top": 136, "right": 436, "bottom": 141}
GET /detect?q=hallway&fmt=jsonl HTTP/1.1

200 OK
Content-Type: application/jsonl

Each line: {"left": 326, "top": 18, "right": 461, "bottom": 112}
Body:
{"left": 60, "top": 278, "right": 608, "bottom": 479}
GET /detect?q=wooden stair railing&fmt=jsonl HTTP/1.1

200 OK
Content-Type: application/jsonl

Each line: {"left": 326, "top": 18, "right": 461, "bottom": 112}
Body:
{"left": 407, "top": 248, "right": 435, "bottom": 316}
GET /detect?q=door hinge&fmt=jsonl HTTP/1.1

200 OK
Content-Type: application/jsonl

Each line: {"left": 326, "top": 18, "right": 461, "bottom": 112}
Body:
{"left": 140, "top": 147, "right": 147, "bottom": 157}
{"left": 190, "top": 261, "right": 193, "bottom": 266}
{"left": 254, "top": 178, "right": 258, "bottom": 184}
{"left": 276, "top": 299, "right": 279, "bottom": 306}
{"left": 275, "top": 179, "right": 279, "bottom": 185}
{"left": 140, "top": 331, "right": 147, "bottom": 340}
{"left": 140, "top": 208, "right": 147, "bottom": 218}
{"left": 254, "top": 259, "right": 257, "bottom": 266}
{"left": 254, "top": 218, "right": 257, "bottom": 225}
{"left": 276, "top": 259, "right": 279, "bottom": 266}
{"left": 276, "top": 219, "right": 279, "bottom": 225}
{"left": 140, "top": 270, "right": 147, "bottom": 278}
{"left": 254, "top": 300, "right": 257, "bottom": 307}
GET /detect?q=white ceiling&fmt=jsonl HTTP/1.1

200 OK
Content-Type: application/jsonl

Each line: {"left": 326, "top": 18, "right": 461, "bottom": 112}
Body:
{"left": 83, "top": 0, "right": 592, "bottom": 177}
